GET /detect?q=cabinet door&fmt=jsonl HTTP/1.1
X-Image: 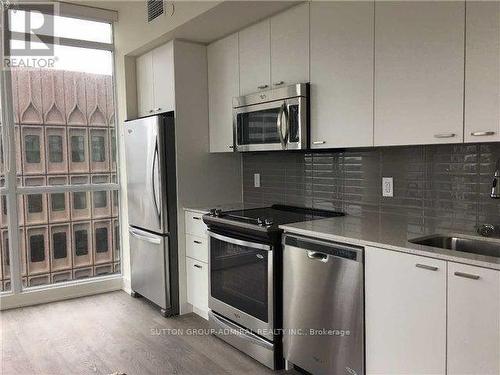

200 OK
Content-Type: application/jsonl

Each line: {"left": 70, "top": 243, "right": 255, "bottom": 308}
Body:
{"left": 448, "top": 263, "right": 500, "bottom": 374}
{"left": 365, "top": 247, "right": 446, "bottom": 374}
{"left": 465, "top": 1, "right": 500, "bottom": 143}
{"left": 239, "top": 20, "right": 271, "bottom": 95}
{"left": 152, "top": 42, "right": 175, "bottom": 113}
{"left": 374, "top": 2, "right": 465, "bottom": 146}
{"left": 270, "top": 2, "right": 309, "bottom": 87}
{"left": 310, "top": 1, "right": 374, "bottom": 149}
{"left": 186, "top": 257, "right": 208, "bottom": 312}
{"left": 208, "top": 34, "right": 239, "bottom": 152}
{"left": 136, "top": 52, "right": 153, "bottom": 117}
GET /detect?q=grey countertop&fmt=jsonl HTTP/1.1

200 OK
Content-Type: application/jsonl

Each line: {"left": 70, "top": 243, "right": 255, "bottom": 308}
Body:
{"left": 279, "top": 212, "right": 500, "bottom": 271}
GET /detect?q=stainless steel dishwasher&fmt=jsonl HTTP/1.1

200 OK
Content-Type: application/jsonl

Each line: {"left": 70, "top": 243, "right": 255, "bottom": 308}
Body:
{"left": 282, "top": 234, "right": 364, "bottom": 375}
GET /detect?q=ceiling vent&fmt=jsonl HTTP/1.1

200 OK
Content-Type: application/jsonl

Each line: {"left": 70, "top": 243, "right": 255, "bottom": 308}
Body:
{"left": 147, "top": 0, "right": 164, "bottom": 22}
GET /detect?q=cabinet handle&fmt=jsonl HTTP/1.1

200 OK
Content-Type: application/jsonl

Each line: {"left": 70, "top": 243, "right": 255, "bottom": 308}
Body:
{"left": 228, "top": 145, "right": 234, "bottom": 149}
{"left": 434, "top": 133, "right": 455, "bottom": 138}
{"left": 193, "top": 240, "right": 202, "bottom": 244}
{"left": 313, "top": 141, "right": 326, "bottom": 145}
{"left": 273, "top": 81, "right": 284, "bottom": 86}
{"left": 192, "top": 216, "right": 201, "bottom": 220}
{"left": 454, "top": 271, "right": 480, "bottom": 280}
{"left": 257, "top": 84, "right": 269, "bottom": 90}
{"left": 416, "top": 263, "right": 438, "bottom": 271}
{"left": 149, "top": 109, "right": 154, "bottom": 113}
{"left": 194, "top": 264, "right": 202, "bottom": 269}
{"left": 471, "top": 131, "right": 495, "bottom": 137}
{"left": 156, "top": 108, "right": 162, "bottom": 111}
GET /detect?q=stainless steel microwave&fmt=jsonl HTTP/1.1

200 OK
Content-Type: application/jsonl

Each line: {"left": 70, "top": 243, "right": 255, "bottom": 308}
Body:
{"left": 233, "top": 83, "right": 309, "bottom": 152}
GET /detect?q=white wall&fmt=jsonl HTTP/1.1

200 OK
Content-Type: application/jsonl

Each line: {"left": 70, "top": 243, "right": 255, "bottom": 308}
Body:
{"left": 77, "top": 0, "right": 222, "bottom": 291}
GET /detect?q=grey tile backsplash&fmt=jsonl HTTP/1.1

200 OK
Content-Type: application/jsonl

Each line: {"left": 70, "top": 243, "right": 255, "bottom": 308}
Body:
{"left": 242, "top": 143, "right": 500, "bottom": 233}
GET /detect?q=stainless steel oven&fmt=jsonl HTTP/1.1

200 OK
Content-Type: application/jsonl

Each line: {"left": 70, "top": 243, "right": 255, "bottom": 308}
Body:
{"left": 233, "top": 83, "right": 309, "bottom": 152}
{"left": 208, "top": 231, "right": 275, "bottom": 340}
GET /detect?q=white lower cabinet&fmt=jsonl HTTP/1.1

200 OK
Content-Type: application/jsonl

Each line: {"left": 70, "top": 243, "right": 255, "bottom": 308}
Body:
{"left": 366, "top": 247, "right": 447, "bottom": 374}
{"left": 447, "top": 262, "right": 500, "bottom": 375}
{"left": 184, "top": 209, "right": 209, "bottom": 319}
{"left": 186, "top": 257, "right": 209, "bottom": 316}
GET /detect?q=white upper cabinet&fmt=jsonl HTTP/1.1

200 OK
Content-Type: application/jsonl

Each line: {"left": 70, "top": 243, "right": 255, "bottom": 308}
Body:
{"left": 152, "top": 42, "right": 175, "bottom": 114}
{"left": 365, "top": 247, "right": 447, "bottom": 374}
{"left": 447, "top": 263, "right": 500, "bottom": 374}
{"left": 310, "top": 1, "right": 374, "bottom": 149}
{"left": 374, "top": 2, "right": 465, "bottom": 146}
{"left": 136, "top": 52, "right": 154, "bottom": 117}
{"left": 270, "top": 2, "right": 309, "bottom": 87}
{"left": 208, "top": 34, "right": 239, "bottom": 153}
{"left": 465, "top": 1, "right": 500, "bottom": 143}
{"left": 239, "top": 20, "right": 271, "bottom": 95}
{"left": 136, "top": 42, "right": 175, "bottom": 117}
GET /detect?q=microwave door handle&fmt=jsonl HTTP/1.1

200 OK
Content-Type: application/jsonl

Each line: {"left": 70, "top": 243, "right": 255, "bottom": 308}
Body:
{"left": 283, "top": 103, "right": 289, "bottom": 146}
{"left": 277, "top": 103, "right": 287, "bottom": 149}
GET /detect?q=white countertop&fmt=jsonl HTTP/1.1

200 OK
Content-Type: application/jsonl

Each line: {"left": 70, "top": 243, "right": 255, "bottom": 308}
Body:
{"left": 279, "top": 212, "right": 500, "bottom": 271}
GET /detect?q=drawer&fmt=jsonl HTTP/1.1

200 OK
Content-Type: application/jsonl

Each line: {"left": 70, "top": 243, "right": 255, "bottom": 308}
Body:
{"left": 185, "top": 211, "right": 207, "bottom": 237}
{"left": 186, "top": 257, "right": 208, "bottom": 312}
{"left": 186, "top": 234, "right": 208, "bottom": 263}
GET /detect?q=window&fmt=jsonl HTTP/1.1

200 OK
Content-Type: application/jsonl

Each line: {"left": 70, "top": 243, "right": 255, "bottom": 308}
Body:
{"left": 25, "top": 135, "right": 41, "bottom": 163}
{"left": 30, "top": 235, "right": 45, "bottom": 262}
{"left": 51, "top": 193, "right": 65, "bottom": 211}
{"left": 91, "top": 135, "right": 106, "bottom": 162}
{"left": 48, "top": 135, "right": 63, "bottom": 163}
{"left": 93, "top": 191, "right": 107, "bottom": 208}
{"left": 71, "top": 136, "right": 85, "bottom": 162}
{"left": 53, "top": 232, "right": 67, "bottom": 259}
{"left": 27, "top": 194, "right": 43, "bottom": 213}
{"left": 74, "top": 230, "right": 88, "bottom": 256}
{"left": 95, "top": 228, "right": 108, "bottom": 253}
{"left": 1, "top": 6, "right": 120, "bottom": 293}
{"left": 73, "top": 192, "right": 87, "bottom": 210}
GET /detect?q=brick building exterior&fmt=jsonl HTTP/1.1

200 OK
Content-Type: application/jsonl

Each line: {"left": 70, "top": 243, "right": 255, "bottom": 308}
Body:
{"left": 0, "top": 69, "right": 120, "bottom": 290}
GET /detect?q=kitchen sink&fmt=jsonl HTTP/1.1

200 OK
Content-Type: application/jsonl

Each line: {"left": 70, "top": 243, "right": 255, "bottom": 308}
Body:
{"left": 409, "top": 235, "right": 500, "bottom": 258}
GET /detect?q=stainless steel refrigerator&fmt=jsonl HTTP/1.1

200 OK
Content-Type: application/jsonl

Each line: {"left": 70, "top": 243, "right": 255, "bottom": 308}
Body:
{"left": 124, "top": 112, "right": 179, "bottom": 317}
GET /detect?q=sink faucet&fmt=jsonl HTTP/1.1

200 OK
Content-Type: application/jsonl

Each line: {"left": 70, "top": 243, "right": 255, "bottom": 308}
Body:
{"left": 491, "top": 159, "right": 500, "bottom": 199}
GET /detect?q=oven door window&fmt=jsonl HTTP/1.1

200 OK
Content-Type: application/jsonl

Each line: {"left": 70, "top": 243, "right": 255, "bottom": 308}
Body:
{"left": 237, "top": 108, "right": 280, "bottom": 145}
{"left": 210, "top": 236, "right": 269, "bottom": 322}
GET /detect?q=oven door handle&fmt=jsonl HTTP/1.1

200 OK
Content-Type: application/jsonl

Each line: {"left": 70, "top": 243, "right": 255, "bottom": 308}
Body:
{"left": 208, "top": 231, "right": 272, "bottom": 251}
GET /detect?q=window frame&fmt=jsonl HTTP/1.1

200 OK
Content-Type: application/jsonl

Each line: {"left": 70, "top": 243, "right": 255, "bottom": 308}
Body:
{"left": 0, "top": 7, "right": 122, "bottom": 297}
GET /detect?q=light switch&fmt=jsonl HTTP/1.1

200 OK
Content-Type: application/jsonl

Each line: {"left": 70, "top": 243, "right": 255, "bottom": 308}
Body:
{"left": 254, "top": 173, "right": 261, "bottom": 188}
{"left": 382, "top": 177, "right": 393, "bottom": 197}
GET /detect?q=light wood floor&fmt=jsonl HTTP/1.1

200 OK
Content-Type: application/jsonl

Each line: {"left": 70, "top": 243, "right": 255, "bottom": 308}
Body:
{"left": 0, "top": 291, "right": 293, "bottom": 375}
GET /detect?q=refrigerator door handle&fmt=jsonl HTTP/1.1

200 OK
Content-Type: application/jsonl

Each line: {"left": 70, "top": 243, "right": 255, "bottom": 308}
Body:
{"left": 151, "top": 137, "right": 161, "bottom": 228}
{"left": 128, "top": 227, "right": 162, "bottom": 245}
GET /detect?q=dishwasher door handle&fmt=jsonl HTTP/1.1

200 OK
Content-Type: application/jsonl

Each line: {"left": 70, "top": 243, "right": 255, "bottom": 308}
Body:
{"left": 307, "top": 251, "right": 329, "bottom": 263}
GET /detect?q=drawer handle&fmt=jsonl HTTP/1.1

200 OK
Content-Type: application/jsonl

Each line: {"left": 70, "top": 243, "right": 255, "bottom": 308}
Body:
{"left": 454, "top": 271, "right": 480, "bottom": 280}
{"left": 194, "top": 264, "right": 202, "bottom": 269}
{"left": 313, "top": 141, "right": 326, "bottom": 145}
{"left": 192, "top": 217, "right": 201, "bottom": 220}
{"left": 193, "top": 240, "right": 202, "bottom": 244}
{"left": 471, "top": 131, "right": 495, "bottom": 137}
{"left": 434, "top": 133, "right": 455, "bottom": 138}
{"left": 416, "top": 264, "right": 438, "bottom": 271}
{"left": 273, "top": 81, "right": 284, "bottom": 86}
{"left": 257, "top": 84, "right": 269, "bottom": 90}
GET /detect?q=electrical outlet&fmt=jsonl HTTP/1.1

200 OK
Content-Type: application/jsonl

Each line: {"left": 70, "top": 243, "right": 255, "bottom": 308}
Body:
{"left": 382, "top": 177, "right": 393, "bottom": 197}
{"left": 254, "top": 173, "right": 261, "bottom": 188}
